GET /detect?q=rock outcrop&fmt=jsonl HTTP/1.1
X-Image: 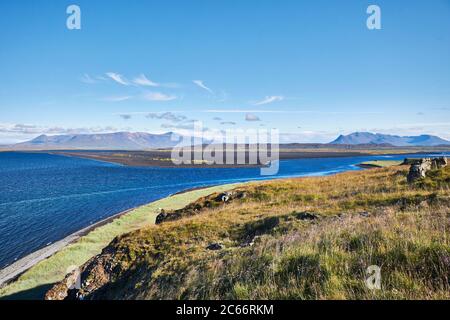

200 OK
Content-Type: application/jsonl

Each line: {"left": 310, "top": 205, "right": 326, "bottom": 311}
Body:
{"left": 155, "top": 209, "right": 167, "bottom": 224}
{"left": 206, "top": 243, "right": 223, "bottom": 250}
{"left": 155, "top": 190, "right": 247, "bottom": 224}
{"left": 215, "top": 191, "right": 247, "bottom": 203}
{"left": 407, "top": 157, "right": 447, "bottom": 183}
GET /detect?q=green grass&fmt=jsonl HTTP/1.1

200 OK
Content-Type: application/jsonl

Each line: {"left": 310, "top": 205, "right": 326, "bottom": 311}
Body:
{"left": 359, "top": 160, "right": 403, "bottom": 168}
{"left": 0, "top": 183, "right": 242, "bottom": 300}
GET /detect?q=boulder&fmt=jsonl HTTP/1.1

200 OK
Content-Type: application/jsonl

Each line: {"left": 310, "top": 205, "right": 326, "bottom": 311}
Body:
{"left": 407, "top": 157, "right": 447, "bottom": 183}
{"left": 216, "top": 191, "right": 234, "bottom": 203}
{"left": 155, "top": 209, "right": 167, "bottom": 224}
{"left": 215, "top": 191, "right": 247, "bottom": 203}
{"left": 432, "top": 157, "right": 447, "bottom": 169}
{"left": 206, "top": 243, "right": 223, "bottom": 250}
{"left": 295, "top": 212, "right": 319, "bottom": 221}
{"left": 240, "top": 235, "right": 260, "bottom": 248}
{"left": 359, "top": 211, "right": 370, "bottom": 218}
{"left": 408, "top": 163, "right": 429, "bottom": 183}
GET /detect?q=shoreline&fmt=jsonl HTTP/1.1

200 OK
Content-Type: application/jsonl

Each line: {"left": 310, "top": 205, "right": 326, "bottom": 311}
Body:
{"left": 30, "top": 149, "right": 450, "bottom": 168}
{"left": 40, "top": 150, "right": 396, "bottom": 168}
{"left": 0, "top": 183, "right": 243, "bottom": 299}
{"left": 1, "top": 152, "right": 448, "bottom": 298}
{"left": 0, "top": 206, "right": 137, "bottom": 288}
{"left": 0, "top": 182, "right": 221, "bottom": 288}
{"left": 0, "top": 153, "right": 438, "bottom": 288}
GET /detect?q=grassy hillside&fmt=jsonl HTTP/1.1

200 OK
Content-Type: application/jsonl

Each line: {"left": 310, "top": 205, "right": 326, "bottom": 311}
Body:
{"left": 47, "top": 165, "right": 450, "bottom": 300}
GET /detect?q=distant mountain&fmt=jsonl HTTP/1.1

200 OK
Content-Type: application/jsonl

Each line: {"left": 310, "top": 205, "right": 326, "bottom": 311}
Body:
{"left": 11, "top": 132, "right": 190, "bottom": 150}
{"left": 330, "top": 132, "right": 450, "bottom": 147}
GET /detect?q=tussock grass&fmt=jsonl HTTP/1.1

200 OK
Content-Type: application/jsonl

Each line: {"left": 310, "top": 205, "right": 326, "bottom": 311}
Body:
{"left": 58, "top": 166, "right": 450, "bottom": 300}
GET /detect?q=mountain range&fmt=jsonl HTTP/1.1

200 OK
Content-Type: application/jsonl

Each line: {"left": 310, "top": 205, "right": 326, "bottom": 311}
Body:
{"left": 3, "top": 131, "right": 450, "bottom": 150}
{"left": 330, "top": 132, "right": 450, "bottom": 147}
{"left": 9, "top": 132, "right": 187, "bottom": 150}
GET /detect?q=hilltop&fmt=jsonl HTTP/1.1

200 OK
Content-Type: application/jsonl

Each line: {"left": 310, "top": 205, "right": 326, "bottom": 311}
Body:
{"left": 5, "top": 131, "right": 450, "bottom": 151}
{"left": 9, "top": 132, "right": 187, "bottom": 150}
{"left": 330, "top": 132, "right": 450, "bottom": 147}
{"left": 46, "top": 163, "right": 450, "bottom": 300}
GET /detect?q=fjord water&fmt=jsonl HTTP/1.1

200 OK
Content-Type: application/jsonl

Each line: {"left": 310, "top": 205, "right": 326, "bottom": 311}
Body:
{"left": 0, "top": 151, "right": 448, "bottom": 268}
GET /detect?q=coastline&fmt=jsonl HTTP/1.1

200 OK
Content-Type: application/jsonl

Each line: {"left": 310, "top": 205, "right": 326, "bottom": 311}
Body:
{"left": 0, "top": 153, "right": 436, "bottom": 291}
{"left": 0, "top": 207, "right": 136, "bottom": 288}
{"left": 45, "top": 150, "right": 374, "bottom": 168}
{"left": 43, "top": 149, "right": 449, "bottom": 168}
{"left": 0, "top": 154, "right": 371, "bottom": 292}
{"left": 0, "top": 182, "right": 229, "bottom": 289}
{"left": 0, "top": 183, "right": 243, "bottom": 300}
{"left": 0, "top": 180, "right": 219, "bottom": 285}
{"left": 1, "top": 151, "right": 447, "bottom": 299}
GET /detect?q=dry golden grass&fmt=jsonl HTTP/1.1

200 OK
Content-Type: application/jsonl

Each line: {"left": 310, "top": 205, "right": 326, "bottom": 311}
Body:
{"left": 48, "top": 166, "right": 450, "bottom": 300}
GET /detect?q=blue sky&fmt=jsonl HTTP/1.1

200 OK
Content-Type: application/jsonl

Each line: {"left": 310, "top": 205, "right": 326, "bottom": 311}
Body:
{"left": 1, "top": 0, "right": 449, "bottom": 143}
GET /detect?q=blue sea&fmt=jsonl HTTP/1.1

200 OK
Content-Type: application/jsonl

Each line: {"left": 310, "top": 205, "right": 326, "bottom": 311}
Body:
{"left": 0, "top": 151, "right": 448, "bottom": 268}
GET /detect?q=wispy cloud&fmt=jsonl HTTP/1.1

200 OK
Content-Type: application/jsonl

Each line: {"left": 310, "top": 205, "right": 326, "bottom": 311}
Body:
{"left": 161, "top": 120, "right": 210, "bottom": 134}
{"left": 133, "top": 74, "right": 159, "bottom": 87}
{"left": 213, "top": 117, "right": 223, "bottom": 121}
{"left": 115, "top": 112, "right": 195, "bottom": 128}
{"left": 81, "top": 73, "right": 97, "bottom": 84}
{"left": 245, "top": 113, "right": 261, "bottom": 122}
{"left": 206, "top": 109, "right": 281, "bottom": 113}
{"left": 0, "top": 123, "right": 120, "bottom": 140}
{"left": 221, "top": 121, "right": 236, "bottom": 125}
{"left": 106, "top": 72, "right": 129, "bottom": 85}
{"left": 0, "top": 123, "right": 117, "bottom": 134}
{"left": 253, "top": 96, "right": 284, "bottom": 106}
{"left": 204, "top": 109, "right": 383, "bottom": 115}
{"left": 388, "top": 122, "right": 450, "bottom": 128}
{"left": 146, "top": 112, "right": 187, "bottom": 122}
{"left": 101, "top": 96, "right": 132, "bottom": 102}
{"left": 119, "top": 114, "right": 132, "bottom": 120}
{"left": 193, "top": 80, "right": 214, "bottom": 94}
{"left": 142, "top": 92, "right": 177, "bottom": 101}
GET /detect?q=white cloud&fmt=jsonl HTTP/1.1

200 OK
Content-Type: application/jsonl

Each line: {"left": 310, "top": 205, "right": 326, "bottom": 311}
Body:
{"left": 143, "top": 92, "right": 177, "bottom": 101}
{"left": 253, "top": 96, "right": 284, "bottom": 106}
{"left": 133, "top": 74, "right": 159, "bottom": 87}
{"left": 245, "top": 113, "right": 261, "bottom": 122}
{"left": 101, "top": 96, "right": 132, "bottom": 102}
{"left": 146, "top": 112, "right": 187, "bottom": 122}
{"left": 193, "top": 80, "right": 214, "bottom": 94}
{"left": 0, "top": 123, "right": 122, "bottom": 143}
{"left": 106, "top": 72, "right": 129, "bottom": 85}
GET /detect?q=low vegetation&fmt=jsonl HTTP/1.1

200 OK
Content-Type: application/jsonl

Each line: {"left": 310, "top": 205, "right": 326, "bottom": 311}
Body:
{"left": 359, "top": 160, "right": 403, "bottom": 168}
{"left": 47, "top": 165, "right": 450, "bottom": 300}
